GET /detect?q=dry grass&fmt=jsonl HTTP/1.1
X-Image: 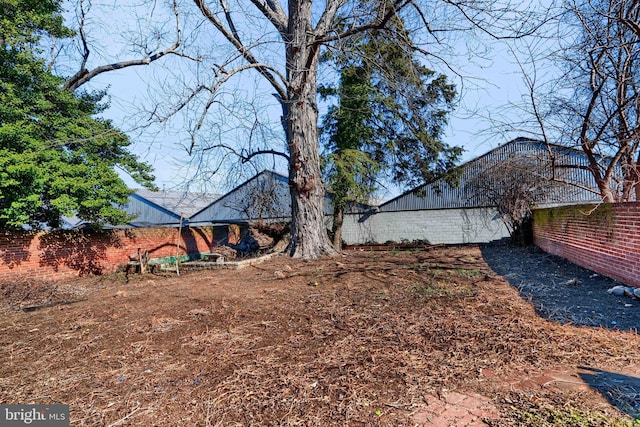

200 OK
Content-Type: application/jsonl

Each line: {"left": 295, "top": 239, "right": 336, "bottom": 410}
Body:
{"left": 1, "top": 245, "right": 639, "bottom": 426}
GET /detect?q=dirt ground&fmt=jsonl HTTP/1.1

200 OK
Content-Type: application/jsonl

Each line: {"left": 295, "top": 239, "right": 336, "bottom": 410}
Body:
{"left": 1, "top": 244, "right": 639, "bottom": 426}
{"left": 480, "top": 241, "right": 640, "bottom": 332}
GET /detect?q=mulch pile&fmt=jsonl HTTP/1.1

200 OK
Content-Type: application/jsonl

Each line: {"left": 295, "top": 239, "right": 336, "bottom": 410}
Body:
{"left": 0, "top": 245, "right": 638, "bottom": 425}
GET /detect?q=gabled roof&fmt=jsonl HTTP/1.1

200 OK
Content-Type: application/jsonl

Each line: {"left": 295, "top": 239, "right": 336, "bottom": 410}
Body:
{"left": 190, "top": 170, "right": 291, "bottom": 223}
{"left": 378, "top": 138, "right": 603, "bottom": 212}
{"left": 190, "top": 169, "right": 372, "bottom": 224}
{"left": 60, "top": 214, "right": 85, "bottom": 229}
{"left": 133, "top": 189, "right": 221, "bottom": 218}
{"left": 190, "top": 170, "right": 289, "bottom": 220}
{"left": 105, "top": 189, "right": 222, "bottom": 228}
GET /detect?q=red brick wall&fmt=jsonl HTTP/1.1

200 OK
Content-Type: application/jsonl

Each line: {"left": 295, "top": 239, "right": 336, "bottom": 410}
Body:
{"left": 533, "top": 203, "right": 640, "bottom": 287}
{"left": 0, "top": 226, "right": 215, "bottom": 283}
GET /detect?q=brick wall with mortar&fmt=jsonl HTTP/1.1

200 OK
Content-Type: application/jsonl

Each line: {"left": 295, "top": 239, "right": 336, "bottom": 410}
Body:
{"left": 341, "top": 207, "right": 510, "bottom": 245}
{"left": 533, "top": 203, "right": 640, "bottom": 287}
{"left": 0, "top": 226, "right": 215, "bottom": 283}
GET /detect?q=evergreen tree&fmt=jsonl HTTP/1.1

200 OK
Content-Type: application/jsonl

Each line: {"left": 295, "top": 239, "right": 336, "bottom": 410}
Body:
{"left": 320, "top": 14, "right": 461, "bottom": 249}
{"left": 0, "top": 0, "right": 155, "bottom": 230}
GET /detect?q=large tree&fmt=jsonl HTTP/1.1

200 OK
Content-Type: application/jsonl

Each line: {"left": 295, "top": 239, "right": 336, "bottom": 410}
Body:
{"left": 469, "top": 152, "right": 545, "bottom": 244}
{"left": 186, "top": 0, "right": 542, "bottom": 258}
{"left": 499, "top": 0, "right": 640, "bottom": 202}
{"left": 56, "top": 0, "right": 542, "bottom": 258}
{"left": 566, "top": 0, "right": 640, "bottom": 202}
{"left": 320, "top": 17, "right": 460, "bottom": 250}
{"left": 0, "top": 0, "right": 155, "bottom": 230}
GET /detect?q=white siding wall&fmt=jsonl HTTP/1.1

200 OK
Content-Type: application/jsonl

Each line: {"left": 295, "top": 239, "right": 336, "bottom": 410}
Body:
{"left": 341, "top": 208, "right": 510, "bottom": 245}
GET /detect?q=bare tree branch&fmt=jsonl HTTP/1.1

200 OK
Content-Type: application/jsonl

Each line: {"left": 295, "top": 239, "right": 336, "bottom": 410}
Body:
{"left": 192, "top": 0, "right": 287, "bottom": 100}
{"left": 246, "top": 0, "right": 288, "bottom": 34}
{"left": 194, "top": 141, "right": 289, "bottom": 162}
{"left": 315, "top": 0, "right": 412, "bottom": 44}
{"left": 64, "top": 0, "right": 194, "bottom": 91}
{"left": 241, "top": 149, "right": 290, "bottom": 162}
{"left": 496, "top": 0, "right": 640, "bottom": 202}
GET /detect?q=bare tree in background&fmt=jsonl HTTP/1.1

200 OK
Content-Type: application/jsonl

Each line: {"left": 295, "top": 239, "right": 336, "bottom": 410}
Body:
{"left": 555, "top": 0, "right": 640, "bottom": 202}
{"left": 469, "top": 153, "right": 548, "bottom": 244}
{"left": 58, "top": 0, "right": 546, "bottom": 258}
{"left": 496, "top": 0, "right": 640, "bottom": 203}
{"left": 184, "top": 0, "right": 546, "bottom": 258}
{"left": 223, "top": 173, "right": 289, "bottom": 223}
{"left": 221, "top": 174, "right": 292, "bottom": 251}
{"left": 46, "top": 0, "right": 195, "bottom": 90}
{"left": 62, "top": 0, "right": 193, "bottom": 91}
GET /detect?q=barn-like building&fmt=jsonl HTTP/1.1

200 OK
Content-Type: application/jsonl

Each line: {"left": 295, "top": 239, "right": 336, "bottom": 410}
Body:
{"left": 340, "top": 138, "right": 603, "bottom": 245}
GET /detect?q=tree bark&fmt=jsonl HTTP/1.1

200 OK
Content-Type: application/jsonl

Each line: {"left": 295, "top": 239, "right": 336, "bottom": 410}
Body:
{"left": 332, "top": 206, "right": 344, "bottom": 251}
{"left": 636, "top": 153, "right": 640, "bottom": 201}
{"left": 283, "top": 0, "right": 337, "bottom": 258}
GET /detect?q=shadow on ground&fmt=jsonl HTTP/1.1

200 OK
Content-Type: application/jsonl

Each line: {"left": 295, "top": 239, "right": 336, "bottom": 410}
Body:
{"left": 480, "top": 240, "right": 640, "bottom": 333}
{"left": 579, "top": 367, "right": 640, "bottom": 420}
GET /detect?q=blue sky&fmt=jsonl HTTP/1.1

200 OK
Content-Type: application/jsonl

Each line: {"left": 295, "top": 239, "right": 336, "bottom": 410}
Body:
{"left": 94, "top": 43, "right": 530, "bottom": 197}
{"left": 78, "top": 5, "right": 534, "bottom": 199}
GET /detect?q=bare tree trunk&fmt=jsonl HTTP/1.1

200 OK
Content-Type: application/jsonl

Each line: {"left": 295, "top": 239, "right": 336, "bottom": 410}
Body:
{"left": 332, "top": 207, "right": 344, "bottom": 251}
{"left": 595, "top": 178, "right": 616, "bottom": 203}
{"left": 636, "top": 154, "right": 640, "bottom": 201}
{"left": 284, "top": 0, "right": 336, "bottom": 258}
{"left": 582, "top": 136, "right": 617, "bottom": 202}
{"left": 627, "top": 153, "right": 640, "bottom": 201}
{"left": 285, "top": 93, "right": 336, "bottom": 257}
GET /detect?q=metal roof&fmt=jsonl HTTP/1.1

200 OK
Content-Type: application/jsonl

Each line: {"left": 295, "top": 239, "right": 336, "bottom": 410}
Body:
{"left": 115, "top": 189, "right": 221, "bottom": 227}
{"left": 133, "top": 189, "right": 221, "bottom": 218}
{"left": 190, "top": 170, "right": 338, "bottom": 224}
{"left": 378, "top": 138, "right": 604, "bottom": 213}
{"left": 190, "top": 170, "right": 292, "bottom": 223}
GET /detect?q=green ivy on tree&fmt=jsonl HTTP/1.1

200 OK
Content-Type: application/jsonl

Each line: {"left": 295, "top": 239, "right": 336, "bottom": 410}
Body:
{"left": 320, "top": 7, "right": 461, "bottom": 249}
{"left": 0, "top": 0, "right": 156, "bottom": 230}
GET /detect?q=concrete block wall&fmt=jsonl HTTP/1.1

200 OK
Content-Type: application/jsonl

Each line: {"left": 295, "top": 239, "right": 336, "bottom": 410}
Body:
{"left": 0, "top": 226, "right": 214, "bottom": 283}
{"left": 341, "top": 207, "right": 510, "bottom": 245}
{"left": 533, "top": 203, "right": 640, "bottom": 287}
